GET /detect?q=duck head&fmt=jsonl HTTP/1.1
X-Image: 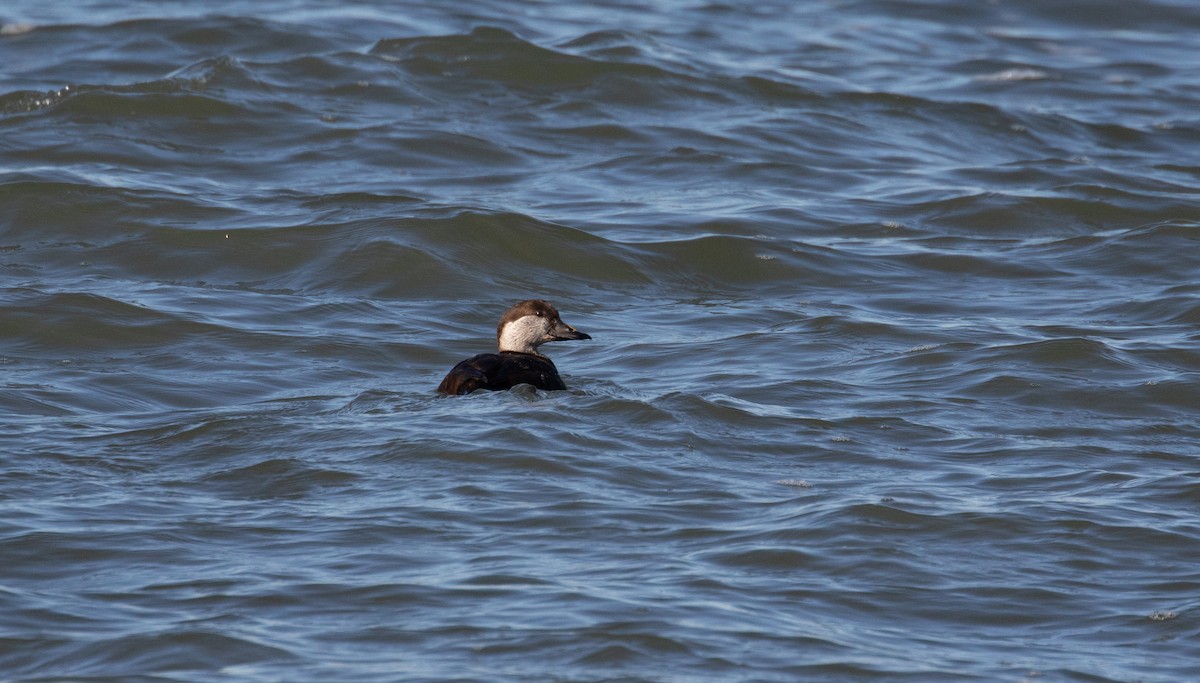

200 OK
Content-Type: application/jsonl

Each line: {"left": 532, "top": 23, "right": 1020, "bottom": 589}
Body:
{"left": 496, "top": 299, "right": 591, "bottom": 355}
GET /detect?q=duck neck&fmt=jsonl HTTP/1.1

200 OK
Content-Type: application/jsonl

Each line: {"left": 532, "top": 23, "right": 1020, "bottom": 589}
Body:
{"left": 497, "top": 319, "right": 543, "bottom": 355}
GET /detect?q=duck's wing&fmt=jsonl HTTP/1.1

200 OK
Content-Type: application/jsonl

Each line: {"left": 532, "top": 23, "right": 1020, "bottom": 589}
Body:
{"left": 437, "top": 353, "right": 502, "bottom": 395}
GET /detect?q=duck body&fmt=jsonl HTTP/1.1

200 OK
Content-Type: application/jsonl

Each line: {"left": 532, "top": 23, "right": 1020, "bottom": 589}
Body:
{"left": 437, "top": 299, "right": 590, "bottom": 396}
{"left": 437, "top": 351, "right": 566, "bottom": 395}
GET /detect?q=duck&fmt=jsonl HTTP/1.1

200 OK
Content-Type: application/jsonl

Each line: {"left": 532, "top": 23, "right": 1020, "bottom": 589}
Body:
{"left": 437, "top": 299, "right": 591, "bottom": 395}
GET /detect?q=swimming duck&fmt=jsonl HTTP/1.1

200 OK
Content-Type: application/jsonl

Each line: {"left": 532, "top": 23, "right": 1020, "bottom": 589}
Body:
{"left": 437, "top": 299, "right": 591, "bottom": 395}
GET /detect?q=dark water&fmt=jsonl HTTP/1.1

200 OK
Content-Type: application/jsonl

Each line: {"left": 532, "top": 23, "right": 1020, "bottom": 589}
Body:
{"left": 3, "top": 1, "right": 1199, "bottom": 680}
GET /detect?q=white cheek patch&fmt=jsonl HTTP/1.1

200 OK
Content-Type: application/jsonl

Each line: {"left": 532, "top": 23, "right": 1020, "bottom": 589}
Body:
{"left": 498, "top": 315, "right": 545, "bottom": 353}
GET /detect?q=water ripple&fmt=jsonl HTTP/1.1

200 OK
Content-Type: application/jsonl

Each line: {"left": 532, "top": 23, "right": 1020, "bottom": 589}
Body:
{"left": 3, "top": 2, "right": 1200, "bottom": 681}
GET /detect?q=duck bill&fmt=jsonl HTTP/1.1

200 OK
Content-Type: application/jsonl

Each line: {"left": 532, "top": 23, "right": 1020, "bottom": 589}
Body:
{"left": 548, "top": 320, "right": 591, "bottom": 342}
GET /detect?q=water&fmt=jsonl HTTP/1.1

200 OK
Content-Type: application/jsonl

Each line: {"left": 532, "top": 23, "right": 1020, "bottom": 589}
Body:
{"left": 2, "top": 1, "right": 1199, "bottom": 680}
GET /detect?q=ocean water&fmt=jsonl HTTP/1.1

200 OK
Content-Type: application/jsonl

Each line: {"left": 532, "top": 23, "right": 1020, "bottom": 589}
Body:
{"left": 2, "top": 1, "right": 1199, "bottom": 680}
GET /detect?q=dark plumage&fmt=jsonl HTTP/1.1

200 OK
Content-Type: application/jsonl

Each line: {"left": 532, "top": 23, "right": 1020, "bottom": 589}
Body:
{"left": 437, "top": 299, "right": 591, "bottom": 395}
{"left": 437, "top": 351, "right": 566, "bottom": 395}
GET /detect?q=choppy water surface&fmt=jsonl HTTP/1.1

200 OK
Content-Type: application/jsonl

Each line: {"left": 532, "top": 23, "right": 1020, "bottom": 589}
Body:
{"left": 3, "top": 1, "right": 1199, "bottom": 680}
